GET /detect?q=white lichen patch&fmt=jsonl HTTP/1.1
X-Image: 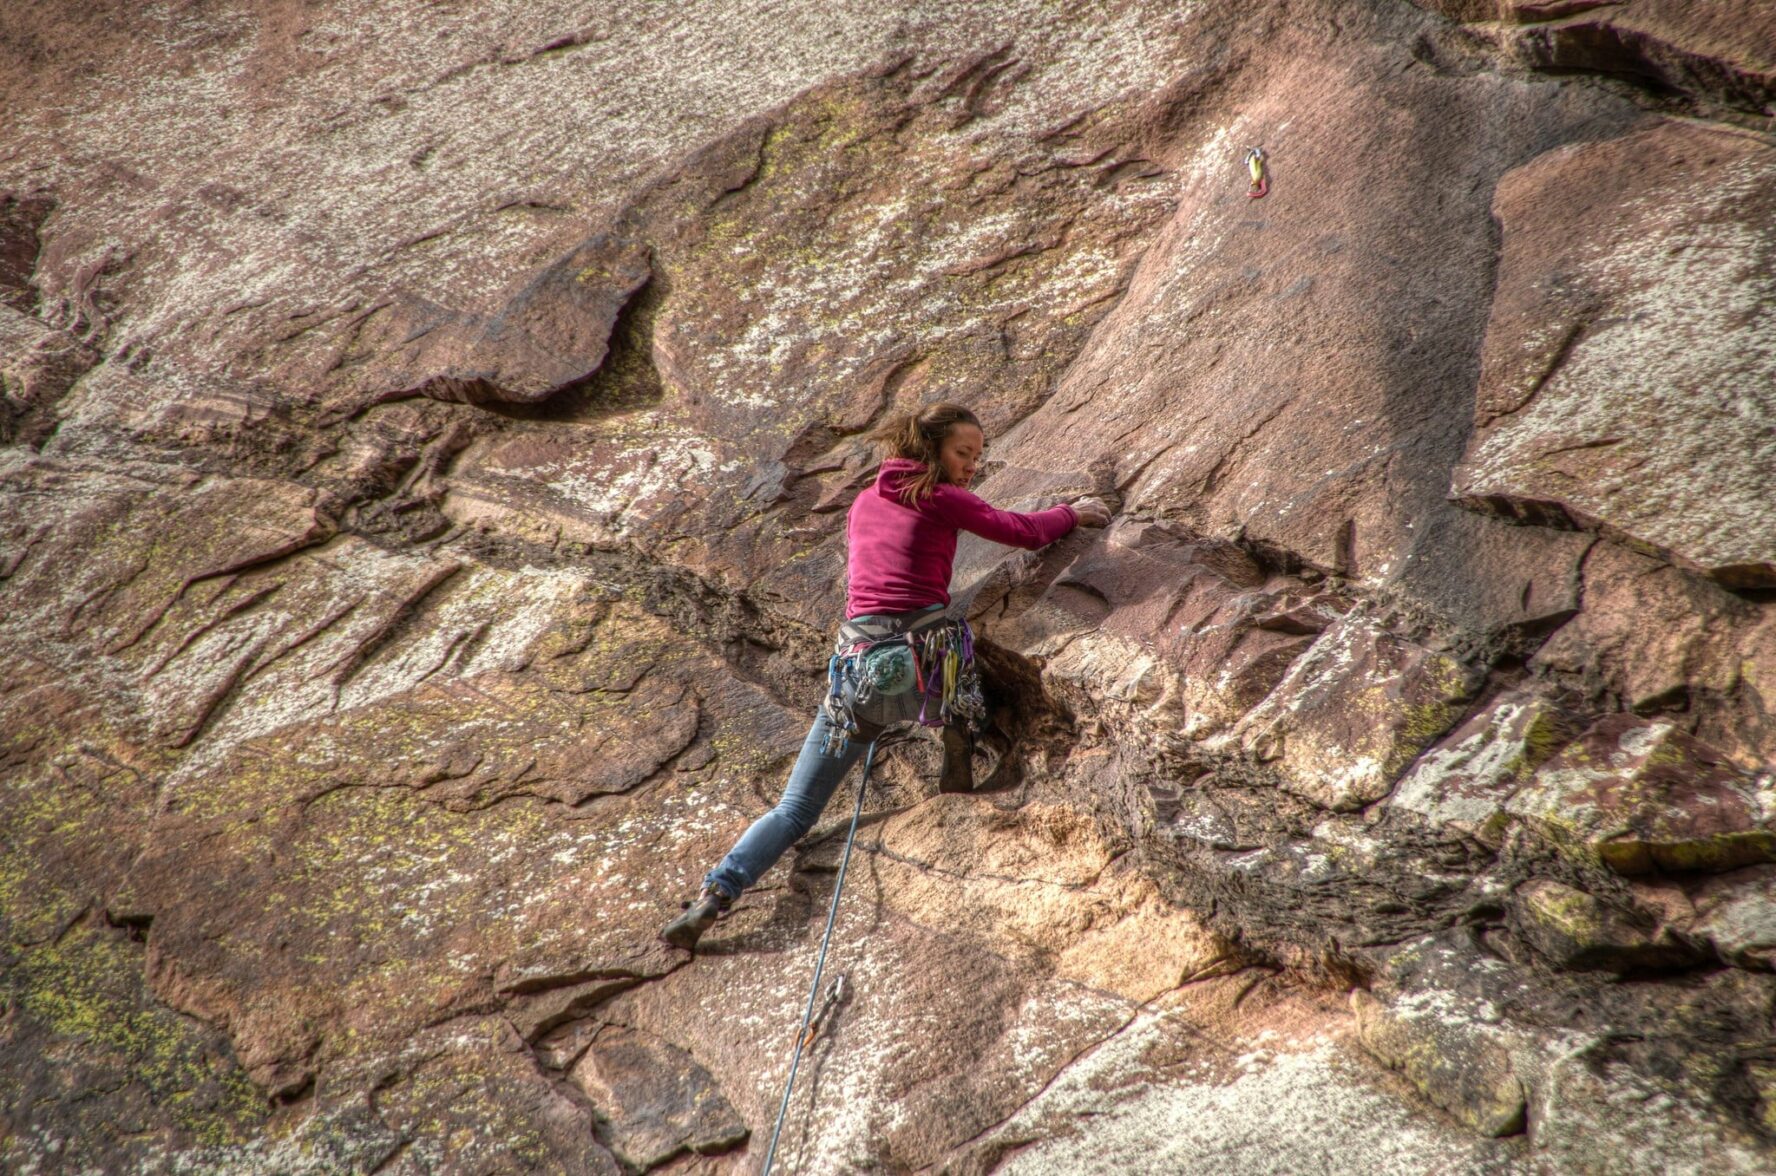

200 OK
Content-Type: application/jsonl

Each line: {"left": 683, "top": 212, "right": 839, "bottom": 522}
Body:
{"left": 1045, "top": 633, "right": 1171, "bottom": 706}
{"left": 442, "top": 412, "right": 756, "bottom": 548}
{"left": 1390, "top": 697, "right": 1564, "bottom": 837}
{"left": 5, "top": 0, "right": 1205, "bottom": 435}
{"left": 1225, "top": 611, "right": 1471, "bottom": 810}
{"left": 1535, "top": 1052, "right": 1774, "bottom": 1176}
{"left": 535, "top": 429, "right": 738, "bottom": 524}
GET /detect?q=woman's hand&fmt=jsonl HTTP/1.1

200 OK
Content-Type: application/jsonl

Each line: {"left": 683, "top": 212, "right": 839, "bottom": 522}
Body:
{"left": 1070, "top": 496, "right": 1111, "bottom": 527}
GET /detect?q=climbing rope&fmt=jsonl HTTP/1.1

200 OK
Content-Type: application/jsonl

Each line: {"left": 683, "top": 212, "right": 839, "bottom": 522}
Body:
{"left": 1245, "top": 146, "right": 1269, "bottom": 199}
{"left": 762, "top": 738, "right": 879, "bottom": 1176}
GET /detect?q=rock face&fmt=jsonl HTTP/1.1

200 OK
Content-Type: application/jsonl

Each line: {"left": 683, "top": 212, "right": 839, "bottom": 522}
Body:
{"left": 1408, "top": 0, "right": 1776, "bottom": 119}
{"left": 1452, "top": 118, "right": 1776, "bottom": 589}
{"left": 1233, "top": 611, "right": 1482, "bottom": 811}
{"left": 1506, "top": 714, "right": 1776, "bottom": 875}
{"left": 2, "top": 0, "right": 1774, "bottom": 1172}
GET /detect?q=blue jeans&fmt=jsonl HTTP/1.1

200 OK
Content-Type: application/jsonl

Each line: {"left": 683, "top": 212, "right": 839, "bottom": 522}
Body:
{"left": 703, "top": 709, "right": 875, "bottom": 899}
{"left": 703, "top": 671, "right": 929, "bottom": 900}
{"left": 699, "top": 611, "right": 944, "bottom": 898}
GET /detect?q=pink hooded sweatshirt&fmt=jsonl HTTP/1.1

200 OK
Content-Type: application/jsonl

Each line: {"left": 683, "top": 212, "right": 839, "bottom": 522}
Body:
{"left": 845, "top": 457, "right": 1079, "bottom": 618}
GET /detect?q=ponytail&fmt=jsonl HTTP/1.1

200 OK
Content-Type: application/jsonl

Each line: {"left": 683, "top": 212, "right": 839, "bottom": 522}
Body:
{"left": 869, "top": 402, "right": 981, "bottom": 504}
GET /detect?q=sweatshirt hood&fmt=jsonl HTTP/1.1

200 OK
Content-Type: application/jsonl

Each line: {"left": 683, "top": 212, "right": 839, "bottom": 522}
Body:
{"left": 875, "top": 457, "right": 930, "bottom": 498}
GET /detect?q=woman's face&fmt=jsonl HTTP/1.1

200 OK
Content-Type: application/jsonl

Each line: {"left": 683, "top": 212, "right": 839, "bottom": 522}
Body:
{"left": 937, "top": 423, "right": 985, "bottom": 489}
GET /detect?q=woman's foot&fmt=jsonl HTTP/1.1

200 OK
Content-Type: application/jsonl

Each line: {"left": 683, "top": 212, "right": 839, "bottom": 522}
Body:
{"left": 660, "top": 887, "right": 731, "bottom": 950}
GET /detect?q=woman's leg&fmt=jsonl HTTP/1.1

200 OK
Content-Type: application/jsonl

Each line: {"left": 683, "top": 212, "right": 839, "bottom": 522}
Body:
{"left": 703, "top": 707, "right": 879, "bottom": 900}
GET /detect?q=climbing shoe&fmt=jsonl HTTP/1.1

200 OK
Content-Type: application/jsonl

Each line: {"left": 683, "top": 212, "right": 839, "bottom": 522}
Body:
{"left": 938, "top": 725, "right": 974, "bottom": 794}
{"left": 660, "top": 887, "right": 731, "bottom": 951}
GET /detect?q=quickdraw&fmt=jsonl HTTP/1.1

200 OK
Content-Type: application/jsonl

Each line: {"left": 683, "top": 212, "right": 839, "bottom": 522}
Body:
{"left": 821, "top": 654, "right": 862, "bottom": 754}
{"left": 797, "top": 973, "right": 850, "bottom": 1049}
{"left": 907, "top": 619, "right": 985, "bottom": 729}
{"left": 1245, "top": 146, "right": 1269, "bottom": 199}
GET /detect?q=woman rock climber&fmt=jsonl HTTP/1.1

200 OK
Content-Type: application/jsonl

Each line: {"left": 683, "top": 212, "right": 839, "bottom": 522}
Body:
{"left": 661, "top": 402, "right": 1110, "bottom": 950}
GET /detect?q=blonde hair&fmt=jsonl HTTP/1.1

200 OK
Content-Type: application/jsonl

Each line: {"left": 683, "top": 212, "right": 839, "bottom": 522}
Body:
{"left": 869, "top": 402, "right": 982, "bottom": 504}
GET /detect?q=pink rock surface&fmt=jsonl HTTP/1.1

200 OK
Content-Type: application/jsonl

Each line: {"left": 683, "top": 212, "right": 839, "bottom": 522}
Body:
{"left": 1454, "top": 119, "right": 1776, "bottom": 588}
{"left": 1408, "top": 1, "right": 1776, "bottom": 116}
{"left": 1506, "top": 714, "right": 1776, "bottom": 875}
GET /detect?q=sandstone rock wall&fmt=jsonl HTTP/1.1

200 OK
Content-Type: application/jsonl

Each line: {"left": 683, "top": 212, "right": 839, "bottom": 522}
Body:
{"left": 2, "top": 0, "right": 1773, "bottom": 1172}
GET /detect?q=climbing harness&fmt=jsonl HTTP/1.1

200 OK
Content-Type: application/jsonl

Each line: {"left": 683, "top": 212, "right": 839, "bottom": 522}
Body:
{"left": 1245, "top": 146, "right": 1269, "bottom": 199}
{"left": 762, "top": 739, "right": 879, "bottom": 1176}
{"left": 821, "top": 610, "right": 984, "bottom": 754}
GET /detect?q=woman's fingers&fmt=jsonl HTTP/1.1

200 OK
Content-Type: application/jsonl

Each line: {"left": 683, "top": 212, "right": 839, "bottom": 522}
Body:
{"left": 1071, "top": 496, "right": 1111, "bottom": 526}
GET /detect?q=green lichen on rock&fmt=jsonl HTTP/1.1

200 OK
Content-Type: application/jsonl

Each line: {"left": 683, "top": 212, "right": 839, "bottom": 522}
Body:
{"left": 1512, "top": 878, "right": 1696, "bottom": 972}
{"left": 1238, "top": 614, "right": 1482, "bottom": 810}
{"left": 3, "top": 922, "right": 268, "bottom": 1150}
{"left": 1620, "top": 831, "right": 1776, "bottom": 875}
{"left": 1506, "top": 715, "right": 1776, "bottom": 876}
{"left": 1391, "top": 693, "right": 1579, "bottom": 845}
{"left": 1351, "top": 988, "right": 1527, "bottom": 1137}
{"left": 1747, "top": 1060, "right": 1776, "bottom": 1134}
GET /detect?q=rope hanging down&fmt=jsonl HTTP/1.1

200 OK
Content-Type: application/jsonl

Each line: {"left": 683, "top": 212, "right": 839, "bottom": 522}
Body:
{"left": 761, "top": 738, "right": 879, "bottom": 1176}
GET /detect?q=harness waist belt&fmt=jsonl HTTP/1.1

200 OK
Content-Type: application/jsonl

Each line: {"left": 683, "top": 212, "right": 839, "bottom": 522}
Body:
{"left": 836, "top": 607, "right": 950, "bottom": 652}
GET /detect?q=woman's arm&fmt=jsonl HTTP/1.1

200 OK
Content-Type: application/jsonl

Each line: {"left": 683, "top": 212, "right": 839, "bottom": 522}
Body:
{"left": 926, "top": 484, "right": 1081, "bottom": 550}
